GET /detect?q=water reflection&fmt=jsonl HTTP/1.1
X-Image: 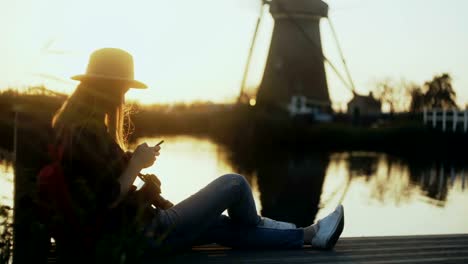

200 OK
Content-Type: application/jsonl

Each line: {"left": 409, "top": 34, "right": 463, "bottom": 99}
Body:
{"left": 134, "top": 136, "right": 468, "bottom": 236}
{"left": 0, "top": 159, "right": 13, "bottom": 207}
{"left": 325, "top": 152, "right": 468, "bottom": 205}
{"left": 254, "top": 152, "right": 328, "bottom": 228}
{"left": 318, "top": 152, "right": 468, "bottom": 236}
{"left": 1, "top": 136, "right": 467, "bottom": 236}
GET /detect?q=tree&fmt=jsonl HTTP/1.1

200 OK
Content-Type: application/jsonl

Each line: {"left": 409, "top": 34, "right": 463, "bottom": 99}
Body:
{"left": 422, "top": 73, "right": 457, "bottom": 109}
{"left": 372, "top": 78, "right": 416, "bottom": 113}
{"left": 373, "top": 79, "right": 396, "bottom": 113}
{"left": 409, "top": 73, "right": 457, "bottom": 112}
{"left": 408, "top": 87, "right": 425, "bottom": 112}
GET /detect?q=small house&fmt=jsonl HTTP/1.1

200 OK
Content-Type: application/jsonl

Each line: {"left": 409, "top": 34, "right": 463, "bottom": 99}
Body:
{"left": 347, "top": 92, "right": 382, "bottom": 117}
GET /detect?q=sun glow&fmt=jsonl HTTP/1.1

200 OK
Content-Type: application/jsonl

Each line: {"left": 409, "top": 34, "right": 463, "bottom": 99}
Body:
{"left": 1, "top": 0, "right": 269, "bottom": 104}
{"left": 1, "top": 0, "right": 467, "bottom": 106}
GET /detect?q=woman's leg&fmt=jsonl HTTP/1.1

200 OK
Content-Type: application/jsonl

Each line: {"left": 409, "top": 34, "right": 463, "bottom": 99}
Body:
{"left": 148, "top": 174, "right": 263, "bottom": 250}
{"left": 144, "top": 174, "right": 343, "bottom": 252}
{"left": 194, "top": 206, "right": 344, "bottom": 250}
{"left": 193, "top": 215, "right": 304, "bottom": 250}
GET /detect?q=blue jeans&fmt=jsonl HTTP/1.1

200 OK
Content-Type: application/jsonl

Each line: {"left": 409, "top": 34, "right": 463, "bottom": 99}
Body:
{"left": 144, "top": 174, "right": 304, "bottom": 252}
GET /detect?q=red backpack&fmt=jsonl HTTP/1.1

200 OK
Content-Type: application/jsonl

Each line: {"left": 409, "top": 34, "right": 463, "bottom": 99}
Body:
{"left": 37, "top": 143, "right": 97, "bottom": 248}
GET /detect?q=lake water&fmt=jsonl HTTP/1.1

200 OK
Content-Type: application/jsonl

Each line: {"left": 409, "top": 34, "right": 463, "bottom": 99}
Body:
{"left": 1, "top": 135, "right": 467, "bottom": 237}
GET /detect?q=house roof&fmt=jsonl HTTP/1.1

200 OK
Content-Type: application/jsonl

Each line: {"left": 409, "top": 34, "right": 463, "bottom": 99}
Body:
{"left": 348, "top": 94, "right": 381, "bottom": 108}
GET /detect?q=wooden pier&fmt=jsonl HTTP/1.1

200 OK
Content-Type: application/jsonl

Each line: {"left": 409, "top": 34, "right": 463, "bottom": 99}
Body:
{"left": 44, "top": 234, "right": 468, "bottom": 263}
{"left": 150, "top": 234, "right": 468, "bottom": 264}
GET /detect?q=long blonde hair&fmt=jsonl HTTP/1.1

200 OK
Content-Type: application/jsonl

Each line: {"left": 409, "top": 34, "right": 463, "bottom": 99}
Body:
{"left": 52, "top": 81, "right": 131, "bottom": 149}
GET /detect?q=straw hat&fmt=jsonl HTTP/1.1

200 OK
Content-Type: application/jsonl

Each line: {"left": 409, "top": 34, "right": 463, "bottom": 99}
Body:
{"left": 71, "top": 48, "right": 147, "bottom": 89}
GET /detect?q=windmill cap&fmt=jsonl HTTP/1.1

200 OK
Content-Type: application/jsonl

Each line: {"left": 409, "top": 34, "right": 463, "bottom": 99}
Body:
{"left": 71, "top": 48, "right": 147, "bottom": 89}
{"left": 270, "top": 0, "right": 328, "bottom": 18}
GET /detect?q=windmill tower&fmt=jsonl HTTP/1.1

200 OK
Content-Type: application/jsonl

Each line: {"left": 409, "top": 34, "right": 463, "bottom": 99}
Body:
{"left": 255, "top": 0, "right": 330, "bottom": 115}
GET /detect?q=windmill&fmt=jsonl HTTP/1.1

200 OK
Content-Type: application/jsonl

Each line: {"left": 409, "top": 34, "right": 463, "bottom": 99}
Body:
{"left": 238, "top": 0, "right": 358, "bottom": 118}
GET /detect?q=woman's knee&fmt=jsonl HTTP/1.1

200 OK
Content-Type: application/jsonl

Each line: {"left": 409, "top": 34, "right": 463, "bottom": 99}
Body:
{"left": 219, "top": 173, "right": 249, "bottom": 189}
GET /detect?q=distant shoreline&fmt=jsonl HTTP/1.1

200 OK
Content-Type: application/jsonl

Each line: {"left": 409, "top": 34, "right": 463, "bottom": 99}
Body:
{"left": 0, "top": 92, "right": 466, "bottom": 161}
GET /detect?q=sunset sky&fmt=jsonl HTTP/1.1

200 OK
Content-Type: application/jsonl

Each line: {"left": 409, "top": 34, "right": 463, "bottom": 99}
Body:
{"left": 1, "top": 0, "right": 467, "bottom": 109}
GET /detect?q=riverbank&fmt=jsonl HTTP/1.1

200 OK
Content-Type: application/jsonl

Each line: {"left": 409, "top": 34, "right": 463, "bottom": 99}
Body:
{"left": 0, "top": 92, "right": 466, "bottom": 160}
{"left": 131, "top": 105, "right": 467, "bottom": 160}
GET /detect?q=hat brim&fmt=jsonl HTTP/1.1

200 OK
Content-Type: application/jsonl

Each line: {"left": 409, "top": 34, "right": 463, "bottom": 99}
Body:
{"left": 71, "top": 74, "right": 148, "bottom": 89}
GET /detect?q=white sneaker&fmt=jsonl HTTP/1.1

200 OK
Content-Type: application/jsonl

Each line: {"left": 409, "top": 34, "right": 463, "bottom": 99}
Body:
{"left": 257, "top": 217, "right": 297, "bottom": 229}
{"left": 310, "top": 205, "right": 344, "bottom": 249}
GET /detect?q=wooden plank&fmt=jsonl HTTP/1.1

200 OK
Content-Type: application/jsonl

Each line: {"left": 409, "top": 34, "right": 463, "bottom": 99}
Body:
{"left": 338, "top": 234, "right": 468, "bottom": 241}
{"left": 164, "top": 250, "right": 468, "bottom": 264}
{"left": 334, "top": 239, "right": 468, "bottom": 249}
{"left": 48, "top": 234, "right": 468, "bottom": 264}
{"left": 159, "top": 235, "right": 468, "bottom": 264}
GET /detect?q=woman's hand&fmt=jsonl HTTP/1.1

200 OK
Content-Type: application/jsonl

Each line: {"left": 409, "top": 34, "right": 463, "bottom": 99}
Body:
{"left": 132, "top": 142, "right": 161, "bottom": 169}
{"left": 113, "top": 143, "right": 161, "bottom": 208}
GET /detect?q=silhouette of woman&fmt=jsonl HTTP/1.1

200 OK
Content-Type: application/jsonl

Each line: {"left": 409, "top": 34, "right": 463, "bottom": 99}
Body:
{"left": 49, "top": 48, "right": 344, "bottom": 260}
